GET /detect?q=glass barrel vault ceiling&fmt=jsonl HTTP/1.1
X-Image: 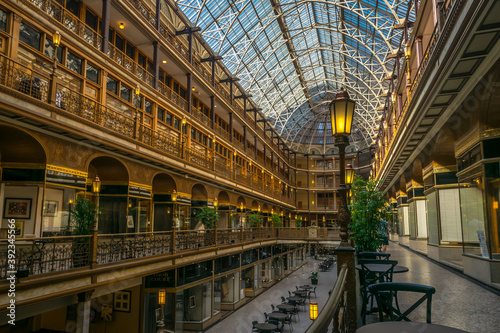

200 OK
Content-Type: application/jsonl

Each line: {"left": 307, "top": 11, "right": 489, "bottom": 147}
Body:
{"left": 175, "top": 0, "right": 414, "bottom": 152}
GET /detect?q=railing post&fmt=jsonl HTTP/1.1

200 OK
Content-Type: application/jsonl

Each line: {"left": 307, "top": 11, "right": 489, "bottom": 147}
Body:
{"left": 90, "top": 230, "right": 98, "bottom": 268}
{"left": 171, "top": 229, "right": 176, "bottom": 254}
{"left": 214, "top": 226, "right": 218, "bottom": 246}
{"left": 48, "top": 73, "right": 58, "bottom": 105}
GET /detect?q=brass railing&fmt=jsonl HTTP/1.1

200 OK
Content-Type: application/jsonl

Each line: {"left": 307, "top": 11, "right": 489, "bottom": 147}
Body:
{"left": 305, "top": 263, "right": 349, "bottom": 333}
{"left": 0, "top": 227, "right": 338, "bottom": 279}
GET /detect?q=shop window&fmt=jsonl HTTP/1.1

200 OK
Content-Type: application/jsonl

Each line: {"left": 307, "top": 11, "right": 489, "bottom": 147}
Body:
{"left": 44, "top": 38, "right": 63, "bottom": 63}
{"left": 179, "top": 87, "right": 186, "bottom": 99}
{"left": 86, "top": 63, "right": 99, "bottom": 84}
{"left": 165, "top": 112, "right": 171, "bottom": 126}
{"left": 145, "top": 99, "right": 152, "bottom": 114}
{"left": 147, "top": 60, "right": 154, "bottom": 75}
{"left": 126, "top": 42, "right": 135, "bottom": 59}
{"left": 106, "top": 76, "right": 118, "bottom": 95}
{"left": 0, "top": 9, "right": 7, "bottom": 31}
{"left": 19, "top": 23, "right": 41, "bottom": 51}
{"left": 67, "top": 51, "right": 82, "bottom": 75}
{"left": 115, "top": 33, "right": 124, "bottom": 52}
{"left": 108, "top": 27, "right": 114, "bottom": 44}
{"left": 64, "top": 0, "right": 79, "bottom": 16}
{"left": 138, "top": 52, "right": 146, "bottom": 68}
{"left": 85, "top": 9, "right": 98, "bottom": 31}
{"left": 120, "top": 85, "right": 131, "bottom": 102}
{"left": 158, "top": 107, "right": 164, "bottom": 121}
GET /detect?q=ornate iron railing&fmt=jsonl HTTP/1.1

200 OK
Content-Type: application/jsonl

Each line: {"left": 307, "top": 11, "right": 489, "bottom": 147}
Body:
{"left": 0, "top": 228, "right": 337, "bottom": 279}
{"left": 0, "top": 58, "right": 50, "bottom": 103}
{"left": 0, "top": 236, "right": 91, "bottom": 279}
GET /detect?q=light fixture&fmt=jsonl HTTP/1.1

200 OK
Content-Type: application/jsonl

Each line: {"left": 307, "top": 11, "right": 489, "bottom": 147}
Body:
{"left": 323, "top": 216, "right": 326, "bottom": 222}
{"left": 330, "top": 88, "right": 355, "bottom": 136}
{"left": 392, "top": 91, "right": 396, "bottom": 105}
{"left": 310, "top": 301, "right": 318, "bottom": 320}
{"left": 171, "top": 190, "right": 177, "bottom": 202}
{"left": 240, "top": 202, "right": 244, "bottom": 211}
{"left": 92, "top": 176, "right": 101, "bottom": 194}
{"left": 158, "top": 289, "right": 166, "bottom": 305}
{"left": 119, "top": 22, "right": 125, "bottom": 29}
{"left": 192, "top": 87, "right": 195, "bottom": 91}
{"left": 214, "top": 197, "right": 218, "bottom": 208}
{"left": 345, "top": 164, "right": 355, "bottom": 186}
{"left": 52, "top": 31, "right": 61, "bottom": 48}
{"left": 162, "top": 60, "right": 167, "bottom": 64}
{"left": 405, "top": 42, "right": 411, "bottom": 58}
{"left": 258, "top": 205, "right": 261, "bottom": 213}
{"left": 181, "top": 117, "right": 187, "bottom": 125}
{"left": 135, "top": 84, "right": 140, "bottom": 96}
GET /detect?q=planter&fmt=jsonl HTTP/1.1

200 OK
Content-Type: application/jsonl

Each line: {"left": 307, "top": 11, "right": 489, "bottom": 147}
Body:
{"left": 311, "top": 278, "right": 318, "bottom": 285}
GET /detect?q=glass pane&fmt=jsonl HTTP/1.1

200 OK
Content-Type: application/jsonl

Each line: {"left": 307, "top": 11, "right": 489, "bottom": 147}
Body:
{"left": 460, "top": 180, "right": 487, "bottom": 257}
{"left": 145, "top": 100, "right": 152, "bottom": 114}
{"left": 67, "top": 51, "right": 82, "bottom": 75}
{"left": 0, "top": 9, "right": 7, "bottom": 31}
{"left": 426, "top": 191, "right": 439, "bottom": 246}
{"left": 85, "top": 9, "right": 98, "bottom": 31}
{"left": 126, "top": 42, "right": 135, "bottom": 59}
{"left": 66, "top": 0, "right": 79, "bottom": 16}
{"left": 44, "top": 38, "right": 63, "bottom": 63}
{"left": 107, "top": 77, "right": 118, "bottom": 95}
{"left": 115, "top": 34, "right": 124, "bottom": 51}
{"left": 439, "top": 188, "right": 462, "bottom": 242}
{"left": 158, "top": 107, "right": 164, "bottom": 121}
{"left": 120, "top": 85, "right": 131, "bottom": 102}
{"left": 86, "top": 64, "right": 99, "bottom": 84}
{"left": 20, "top": 23, "right": 41, "bottom": 51}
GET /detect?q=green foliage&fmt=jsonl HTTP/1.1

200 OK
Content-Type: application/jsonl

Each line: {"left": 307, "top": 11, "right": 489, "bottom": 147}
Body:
{"left": 196, "top": 207, "right": 219, "bottom": 229}
{"left": 349, "top": 176, "right": 391, "bottom": 252}
{"left": 295, "top": 216, "right": 303, "bottom": 227}
{"left": 69, "top": 196, "right": 95, "bottom": 236}
{"left": 271, "top": 213, "right": 282, "bottom": 227}
{"left": 247, "top": 212, "right": 262, "bottom": 228}
{"left": 309, "top": 272, "right": 319, "bottom": 280}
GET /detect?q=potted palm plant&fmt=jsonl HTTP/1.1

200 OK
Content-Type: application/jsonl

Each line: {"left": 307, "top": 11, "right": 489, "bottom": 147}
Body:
{"left": 195, "top": 207, "right": 218, "bottom": 229}
{"left": 309, "top": 272, "right": 319, "bottom": 285}
{"left": 294, "top": 216, "right": 303, "bottom": 227}
{"left": 69, "top": 196, "right": 95, "bottom": 267}
{"left": 247, "top": 212, "right": 262, "bottom": 228}
{"left": 349, "top": 176, "right": 391, "bottom": 252}
{"left": 271, "top": 213, "right": 282, "bottom": 227}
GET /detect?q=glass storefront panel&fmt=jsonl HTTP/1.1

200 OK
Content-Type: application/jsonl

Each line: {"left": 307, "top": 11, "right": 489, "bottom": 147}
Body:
{"left": 408, "top": 201, "right": 416, "bottom": 240}
{"left": 42, "top": 186, "right": 79, "bottom": 236}
{"left": 485, "top": 162, "right": 500, "bottom": 259}
{"left": 176, "top": 281, "right": 212, "bottom": 323}
{"left": 398, "top": 206, "right": 409, "bottom": 236}
{"left": 416, "top": 199, "right": 428, "bottom": 238}
{"left": 426, "top": 191, "right": 440, "bottom": 245}
{"left": 460, "top": 181, "right": 486, "bottom": 257}
{"left": 438, "top": 188, "right": 462, "bottom": 243}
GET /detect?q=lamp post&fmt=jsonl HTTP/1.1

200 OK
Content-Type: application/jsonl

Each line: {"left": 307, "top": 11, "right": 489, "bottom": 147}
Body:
{"left": 90, "top": 176, "right": 101, "bottom": 268}
{"left": 330, "top": 88, "right": 356, "bottom": 332}
{"left": 157, "top": 289, "right": 166, "bottom": 332}
{"left": 134, "top": 85, "right": 140, "bottom": 138}
{"left": 172, "top": 190, "right": 178, "bottom": 229}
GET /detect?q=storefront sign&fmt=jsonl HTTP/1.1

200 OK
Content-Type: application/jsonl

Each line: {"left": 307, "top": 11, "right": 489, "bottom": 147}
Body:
{"left": 176, "top": 195, "right": 191, "bottom": 204}
{"left": 145, "top": 270, "right": 175, "bottom": 288}
{"left": 46, "top": 166, "right": 87, "bottom": 188}
{"left": 129, "top": 182, "right": 152, "bottom": 198}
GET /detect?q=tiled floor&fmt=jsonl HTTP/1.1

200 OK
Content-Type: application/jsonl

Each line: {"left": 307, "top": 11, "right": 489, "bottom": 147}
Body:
{"left": 206, "top": 244, "right": 500, "bottom": 333}
{"left": 205, "top": 258, "right": 338, "bottom": 333}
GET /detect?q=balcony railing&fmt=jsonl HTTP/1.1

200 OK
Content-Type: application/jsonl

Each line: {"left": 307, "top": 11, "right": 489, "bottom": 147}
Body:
{"left": 0, "top": 227, "right": 338, "bottom": 279}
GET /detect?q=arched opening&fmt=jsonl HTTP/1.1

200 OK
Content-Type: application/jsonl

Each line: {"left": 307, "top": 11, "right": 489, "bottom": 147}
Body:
{"left": 88, "top": 156, "right": 129, "bottom": 234}
{"left": 191, "top": 184, "right": 208, "bottom": 229}
{"left": 412, "top": 159, "right": 424, "bottom": 186}
{"left": 152, "top": 173, "right": 177, "bottom": 231}
{"left": 0, "top": 126, "right": 47, "bottom": 237}
{"left": 216, "top": 190, "right": 230, "bottom": 229}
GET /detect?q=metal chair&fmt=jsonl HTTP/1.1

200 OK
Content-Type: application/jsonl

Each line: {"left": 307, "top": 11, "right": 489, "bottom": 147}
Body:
{"left": 310, "top": 286, "right": 317, "bottom": 298}
{"left": 252, "top": 320, "right": 260, "bottom": 332}
{"left": 369, "top": 282, "right": 436, "bottom": 323}
{"left": 358, "top": 259, "right": 398, "bottom": 324}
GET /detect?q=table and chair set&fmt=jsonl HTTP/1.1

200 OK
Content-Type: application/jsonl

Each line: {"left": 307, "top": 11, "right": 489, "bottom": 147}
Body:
{"left": 355, "top": 251, "right": 469, "bottom": 333}
{"left": 251, "top": 284, "right": 315, "bottom": 332}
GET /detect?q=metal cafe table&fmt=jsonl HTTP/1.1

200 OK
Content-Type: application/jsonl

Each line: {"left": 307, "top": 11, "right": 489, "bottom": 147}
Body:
{"left": 276, "top": 304, "right": 295, "bottom": 313}
{"left": 255, "top": 322, "right": 278, "bottom": 333}
{"left": 268, "top": 312, "right": 288, "bottom": 328}
{"left": 299, "top": 285, "right": 312, "bottom": 290}
{"left": 292, "top": 290, "right": 308, "bottom": 297}
{"left": 355, "top": 263, "right": 409, "bottom": 274}
{"left": 356, "top": 322, "right": 469, "bottom": 333}
{"left": 286, "top": 296, "right": 303, "bottom": 304}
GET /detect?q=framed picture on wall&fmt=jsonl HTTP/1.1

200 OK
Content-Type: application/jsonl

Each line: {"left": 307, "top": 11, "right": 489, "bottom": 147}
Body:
{"left": 114, "top": 290, "right": 131, "bottom": 312}
{"left": 43, "top": 200, "right": 59, "bottom": 217}
{"left": 3, "top": 198, "right": 32, "bottom": 219}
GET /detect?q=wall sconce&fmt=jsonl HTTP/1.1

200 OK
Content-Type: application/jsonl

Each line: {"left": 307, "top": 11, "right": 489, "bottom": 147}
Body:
{"left": 119, "top": 22, "right": 125, "bottom": 29}
{"left": 52, "top": 31, "right": 61, "bottom": 48}
{"left": 310, "top": 302, "right": 318, "bottom": 320}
